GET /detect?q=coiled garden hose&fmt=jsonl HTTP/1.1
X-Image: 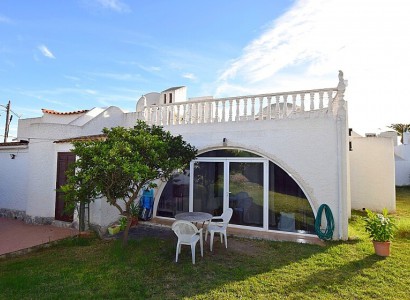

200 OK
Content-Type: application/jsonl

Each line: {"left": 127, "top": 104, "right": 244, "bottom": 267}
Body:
{"left": 314, "top": 204, "right": 334, "bottom": 240}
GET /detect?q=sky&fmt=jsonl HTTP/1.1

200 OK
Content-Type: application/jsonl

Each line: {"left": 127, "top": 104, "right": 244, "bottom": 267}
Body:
{"left": 1, "top": 0, "right": 410, "bottom": 140}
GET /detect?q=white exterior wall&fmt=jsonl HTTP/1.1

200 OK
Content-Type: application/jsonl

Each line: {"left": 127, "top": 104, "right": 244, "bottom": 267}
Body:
{"left": 395, "top": 158, "right": 410, "bottom": 186}
{"left": 394, "top": 144, "right": 410, "bottom": 186}
{"left": 174, "top": 87, "right": 187, "bottom": 103}
{"left": 0, "top": 147, "right": 29, "bottom": 211}
{"left": 42, "top": 113, "right": 85, "bottom": 124}
{"left": 25, "top": 141, "right": 59, "bottom": 218}
{"left": 349, "top": 137, "right": 396, "bottom": 212}
{"left": 2, "top": 76, "right": 358, "bottom": 239}
{"left": 163, "top": 111, "right": 350, "bottom": 239}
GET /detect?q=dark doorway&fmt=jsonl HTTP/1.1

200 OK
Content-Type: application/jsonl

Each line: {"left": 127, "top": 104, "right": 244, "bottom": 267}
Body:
{"left": 55, "top": 152, "right": 75, "bottom": 222}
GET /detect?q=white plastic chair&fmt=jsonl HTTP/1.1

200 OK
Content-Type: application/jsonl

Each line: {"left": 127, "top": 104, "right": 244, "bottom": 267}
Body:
{"left": 205, "top": 208, "right": 233, "bottom": 251}
{"left": 172, "top": 220, "right": 203, "bottom": 264}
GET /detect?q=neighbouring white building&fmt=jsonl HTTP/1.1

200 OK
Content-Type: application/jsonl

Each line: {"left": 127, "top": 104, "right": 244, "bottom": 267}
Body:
{"left": 0, "top": 72, "right": 396, "bottom": 240}
{"left": 394, "top": 131, "right": 410, "bottom": 186}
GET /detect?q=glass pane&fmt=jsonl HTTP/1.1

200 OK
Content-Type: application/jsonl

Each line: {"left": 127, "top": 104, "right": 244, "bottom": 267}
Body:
{"left": 229, "top": 162, "right": 263, "bottom": 228}
{"left": 193, "top": 162, "right": 224, "bottom": 215}
{"left": 156, "top": 170, "right": 189, "bottom": 218}
{"left": 268, "top": 162, "right": 315, "bottom": 234}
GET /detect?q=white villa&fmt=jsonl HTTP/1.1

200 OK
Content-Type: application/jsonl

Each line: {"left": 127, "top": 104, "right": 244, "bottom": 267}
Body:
{"left": 0, "top": 71, "right": 396, "bottom": 240}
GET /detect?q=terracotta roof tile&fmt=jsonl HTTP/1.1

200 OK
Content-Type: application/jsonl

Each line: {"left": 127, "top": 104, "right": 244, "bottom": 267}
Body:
{"left": 54, "top": 134, "right": 107, "bottom": 143}
{"left": 0, "top": 140, "right": 29, "bottom": 147}
{"left": 42, "top": 109, "right": 89, "bottom": 115}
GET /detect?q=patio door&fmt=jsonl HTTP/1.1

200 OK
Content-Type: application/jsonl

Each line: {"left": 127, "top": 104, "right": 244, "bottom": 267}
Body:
{"left": 190, "top": 157, "right": 268, "bottom": 229}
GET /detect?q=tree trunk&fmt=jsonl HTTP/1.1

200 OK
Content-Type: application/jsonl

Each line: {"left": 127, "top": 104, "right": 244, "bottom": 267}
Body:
{"left": 122, "top": 215, "right": 132, "bottom": 247}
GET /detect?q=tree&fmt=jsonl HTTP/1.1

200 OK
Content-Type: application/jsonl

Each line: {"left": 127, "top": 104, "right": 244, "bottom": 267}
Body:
{"left": 62, "top": 120, "right": 197, "bottom": 246}
{"left": 388, "top": 123, "right": 410, "bottom": 144}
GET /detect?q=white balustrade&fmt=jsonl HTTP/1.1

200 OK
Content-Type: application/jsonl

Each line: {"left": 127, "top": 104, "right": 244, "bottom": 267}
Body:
{"left": 142, "top": 87, "right": 339, "bottom": 126}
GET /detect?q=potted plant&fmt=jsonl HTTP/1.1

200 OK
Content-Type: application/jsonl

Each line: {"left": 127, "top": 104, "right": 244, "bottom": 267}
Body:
{"left": 130, "top": 202, "right": 140, "bottom": 227}
{"left": 363, "top": 208, "right": 396, "bottom": 256}
{"left": 108, "top": 224, "right": 121, "bottom": 235}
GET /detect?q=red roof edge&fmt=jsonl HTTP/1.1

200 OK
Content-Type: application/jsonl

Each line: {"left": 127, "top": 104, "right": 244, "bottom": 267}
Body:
{"left": 42, "top": 108, "right": 90, "bottom": 115}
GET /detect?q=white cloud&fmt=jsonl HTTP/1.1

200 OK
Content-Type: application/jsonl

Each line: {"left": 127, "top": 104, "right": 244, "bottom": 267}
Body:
{"left": 38, "top": 45, "right": 56, "bottom": 59}
{"left": 182, "top": 73, "right": 197, "bottom": 81}
{"left": 216, "top": 0, "right": 410, "bottom": 134}
{"left": 0, "top": 15, "right": 11, "bottom": 23}
{"left": 94, "top": 0, "right": 130, "bottom": 13}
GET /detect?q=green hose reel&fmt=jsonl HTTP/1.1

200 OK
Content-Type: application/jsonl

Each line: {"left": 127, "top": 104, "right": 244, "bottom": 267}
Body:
{"left": 315, "top": 204, "right": 335, "bottom": 240}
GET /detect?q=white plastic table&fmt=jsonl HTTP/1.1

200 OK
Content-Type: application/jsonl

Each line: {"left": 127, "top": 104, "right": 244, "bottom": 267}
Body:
{"left": 175, "top": 212, "right": 212, "bottom": 227}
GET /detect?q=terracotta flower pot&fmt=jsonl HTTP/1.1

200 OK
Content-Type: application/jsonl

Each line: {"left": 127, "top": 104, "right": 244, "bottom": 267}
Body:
{"left": 131, "top": 217, "right": 138, "bottom": 227}
{"left": 372, "top": 241, "right": 391, "bottom": 257}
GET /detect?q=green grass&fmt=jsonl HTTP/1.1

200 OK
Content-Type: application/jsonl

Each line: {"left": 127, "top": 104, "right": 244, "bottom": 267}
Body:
{"left": 1, "top": 188, "right": 410, "bottom": 299}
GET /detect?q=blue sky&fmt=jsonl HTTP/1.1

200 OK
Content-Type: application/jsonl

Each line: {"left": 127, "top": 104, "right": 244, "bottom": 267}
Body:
{"left": 1, "top": 0, "right": 410, "bottom": 140}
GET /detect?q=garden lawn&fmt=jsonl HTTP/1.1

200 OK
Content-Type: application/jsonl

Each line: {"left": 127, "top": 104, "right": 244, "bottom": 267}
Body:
{"left": 1, "top": 188, "right": 410, "bottom": 300}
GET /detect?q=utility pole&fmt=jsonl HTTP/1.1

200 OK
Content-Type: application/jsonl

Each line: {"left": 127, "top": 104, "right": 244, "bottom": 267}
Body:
{"left": 3, "top": 100, "right": 10, "bottom": 143}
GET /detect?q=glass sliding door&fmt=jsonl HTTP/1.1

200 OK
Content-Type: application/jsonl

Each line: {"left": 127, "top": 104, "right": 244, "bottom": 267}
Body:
{"left": 192, "top": 161, "right": 224, "bottom": 215}
{"left": 228, "top": 162, "right": 264, "bottom": 228}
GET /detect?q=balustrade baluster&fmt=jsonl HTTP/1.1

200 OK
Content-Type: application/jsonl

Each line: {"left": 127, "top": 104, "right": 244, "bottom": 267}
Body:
{"left": 196, "top": 103, "right": 200, "bottom": 124}
{"left": 283, "top": 95, "right": 288, "bottom": 117}
{"left": 275, "top": 95, "right": 280, "bottom": 117}
{"left": 182, "top": 104, "right": 187, "bottom": 125}
{"left": 267, "top": 96, "right": 272, "bottom": 119}
{"left": 327, "top": 90, "right": 333, "bottom": 111}
{"left": 215, "top": 101, "right": 219, "bottom": 122}
{"left": 251, "top": 97, "right": 255, "bottom": 119}
{"left": 258, "top": 97, "right": 263, "bottom": 120}
{"left": 201, "top": 102, "right": 205, "bottom": 123}
{"left": 319, "top": 91, "right": 324, "bottom": 109}
{"left": 168, "top": 105, "right": 175, "bottom": 125}
{"left": 310, "top": 92, "right": 315, "bottom": 111}
{"left": 292, "top": 94, "right": 297, "bottom": 114}
{"left": 221, "top": 100, "right": 226, "bottom": 122}
{"left": 243, "top": 98, "right": 248, "bottom": 120}
{"left": 236, "top": 99, "right": 240, "bottom": 121}
{"left": 157, "top": 106, "right": 163, "bottom": 126}
{"left": 208, "top": 102, "right": 212, "bottom": 123}
{"left": 228, "top": 99, "right": 233, "bottom": 122}
{"left": 300, "top": 93, "right": 305, "bottom": 112}
{"left": 174, "top": 105, "right": 179, "bottom": 125}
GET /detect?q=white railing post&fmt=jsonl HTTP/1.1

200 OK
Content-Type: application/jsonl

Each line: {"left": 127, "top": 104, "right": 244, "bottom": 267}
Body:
{"left": 319, "top": 91, "right": 324, "bottom": 109}
{"left": 310, "top": 92, "right": 315, "bottom": 111}
{"left": 251, "top": 97, "right": 255, "bottom": 119}
{"left": 275, "top": 95, "right": 280, "bottom": 118}
{"left": 228, "top": 99, "right": 233, "bottom": 122}
{"left": 300, "top": 93, "right": 305, "bottom": 112}
{"left": 221, "top": 100, "right": 226, "bottom": 122}
{"left": 235, "top": 99, "right": 240, "bottom": 121}
{"left": 267, "top": 96, "right": 272, "bottom": 119}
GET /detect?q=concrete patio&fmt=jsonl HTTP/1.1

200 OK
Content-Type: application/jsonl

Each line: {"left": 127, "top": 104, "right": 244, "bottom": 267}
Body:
{"left": 0, "top": 217, "right": 77, "bottom": 258}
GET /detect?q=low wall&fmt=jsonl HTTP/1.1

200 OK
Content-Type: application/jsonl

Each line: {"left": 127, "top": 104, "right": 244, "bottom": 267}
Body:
{"left": 349, "top": 137, "right": 396, "bottom": 212}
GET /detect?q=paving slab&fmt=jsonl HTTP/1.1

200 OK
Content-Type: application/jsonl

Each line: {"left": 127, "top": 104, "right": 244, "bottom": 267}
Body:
{"left": 0, "top": 217, "right": 77, "bottom": 257}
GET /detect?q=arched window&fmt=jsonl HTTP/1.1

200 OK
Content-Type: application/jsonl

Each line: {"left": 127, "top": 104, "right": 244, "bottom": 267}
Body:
{"left": 156, "top": 149, "right": 315, "bottom": 234}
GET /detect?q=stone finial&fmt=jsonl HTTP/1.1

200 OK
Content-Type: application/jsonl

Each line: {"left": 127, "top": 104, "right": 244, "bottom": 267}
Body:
{"left": 337, "top": 70, "right": 345, "bottom": 91}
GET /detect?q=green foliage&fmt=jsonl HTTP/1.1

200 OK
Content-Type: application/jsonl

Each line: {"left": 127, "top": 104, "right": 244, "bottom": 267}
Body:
{"left": 388, "top": 123, "right": 410, "bottom": 143}
{"left": 363, "top": 208, "right": 396, "bottom": 242}
{"left": 119, "top": 216, "right": 127, "bottom": 231}
{"left": 129, "top": 202, "right": 140, "bottom": 218}
{"left": 62, "top": 120, "right": 197, "bottom": 245}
